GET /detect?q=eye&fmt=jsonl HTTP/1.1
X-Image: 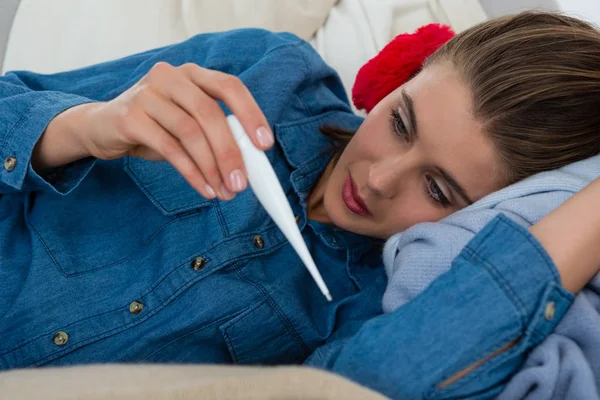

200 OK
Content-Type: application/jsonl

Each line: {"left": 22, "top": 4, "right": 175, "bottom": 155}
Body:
{"left": 389, "top": 107, "right": 409, "bottom": 141}
{"left": 425, "top": 173, "right": 450, "bottom": 208}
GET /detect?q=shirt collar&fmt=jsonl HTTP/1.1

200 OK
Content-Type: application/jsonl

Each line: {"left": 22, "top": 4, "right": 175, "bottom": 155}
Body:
{"left": 275, "top": 110, "right": 363, "bottom": 201}
{"left": 274, "top": 111, "right": 384, "bottom": 256}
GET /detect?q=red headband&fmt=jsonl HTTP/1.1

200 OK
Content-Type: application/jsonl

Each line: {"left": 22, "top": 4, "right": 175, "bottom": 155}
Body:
{"left": 352, "top": 23, "right": 455, "bottom": 113}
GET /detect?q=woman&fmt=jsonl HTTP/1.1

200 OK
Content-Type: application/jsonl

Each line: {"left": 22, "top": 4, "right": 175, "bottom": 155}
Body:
{"left": 0, "top": 10, "right": 599, "bottom": 398}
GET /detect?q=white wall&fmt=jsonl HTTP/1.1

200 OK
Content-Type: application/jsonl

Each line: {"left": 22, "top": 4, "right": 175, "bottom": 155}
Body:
{"left": 556, "top": 0, "right": 600, "bottom": 26}
{"left": 480, "top": 0, "right": 558, "bottom": 17}
{"left": 0, "top": 0, "right": 20, "bottom": 68}
{"left": 480, "top": 0, "right": 600, "bottom": 27}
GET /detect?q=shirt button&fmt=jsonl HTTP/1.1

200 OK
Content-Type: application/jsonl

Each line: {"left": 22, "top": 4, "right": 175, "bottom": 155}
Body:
{"left": 4, "top": 156, "right": 17, "bottom": 172}
{"left": 191, "top": 257, "right": 206, "bottom": 271}
{"left": 53, "top": 331, "right": 69, "bottom": 346}
{"left": 295, "top": 215, "right": 301, "bottom": 224}
{"left": 253, "top": 235, "right": 265, "bottom": 249}
{"left": 331, "top": 236, "right": 337, "bottom": 244}
{"left": 129, "top": 300, "right": 144, "bottom": 314}
{"left": 544, "top": 301, "right": 556, "bottom": 320}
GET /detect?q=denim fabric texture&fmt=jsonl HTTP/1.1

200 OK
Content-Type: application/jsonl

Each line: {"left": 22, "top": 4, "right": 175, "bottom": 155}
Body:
{"left": 0, "top": 30, "right": 386, "bottom": 370}
{"left": 0, "top": 29, "right": 573, "bottom": 400}
{"left": 307, "top": 215, "right": 573, "bottom": 399}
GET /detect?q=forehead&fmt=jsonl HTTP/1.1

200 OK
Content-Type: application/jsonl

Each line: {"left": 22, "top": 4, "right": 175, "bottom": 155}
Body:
{"left": 404, "top": 64, "right": 504, "bottom": 200}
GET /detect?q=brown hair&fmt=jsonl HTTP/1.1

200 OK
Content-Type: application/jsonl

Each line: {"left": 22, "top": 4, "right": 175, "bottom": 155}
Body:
{"left": 323, "top": 11, "right": 600, "bottom": 183}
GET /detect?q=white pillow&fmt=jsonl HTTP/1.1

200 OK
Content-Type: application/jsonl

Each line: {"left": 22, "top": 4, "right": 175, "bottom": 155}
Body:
{"left": 3, "top": 0, "right": 336, "bottom": 73}
{"left": 3, "top": 0, "right": 487, "bottom": 109}
{"left": 311, "top": 0, "right": 488, "bottom": 112}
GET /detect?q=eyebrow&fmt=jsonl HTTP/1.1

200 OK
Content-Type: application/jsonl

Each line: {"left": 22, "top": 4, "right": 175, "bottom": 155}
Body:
{"left": 401, "top": 90, "right": 417, "bottom": 138}
{"left": 436, "top": 167, "right": 474, "bottom": 205}
{"left": 401, "top": 89, "right": 475, "bottom": 206}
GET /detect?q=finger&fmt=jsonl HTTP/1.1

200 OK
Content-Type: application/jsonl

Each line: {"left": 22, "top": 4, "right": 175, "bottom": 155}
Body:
{"left": 130, "top": 147, "right": 164, "bottom": 162}
{"left": 155, "top": 70, "right": 247, "bottom": 194}
{"left": 126, "top": 111, "right": 218, "bottom": 200}
{"left": 139, "top": 89, "right": 235, "bottom": 200}
{"left": 185, "top": 65, "right": 274, "bottom": 151}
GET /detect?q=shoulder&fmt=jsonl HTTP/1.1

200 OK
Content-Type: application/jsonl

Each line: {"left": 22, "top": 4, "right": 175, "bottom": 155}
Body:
{"left": 178, "top": 29, "right": 351, "bottom": 126}
{"left": 182, "top": 29, "right": 328, "bottom": 78}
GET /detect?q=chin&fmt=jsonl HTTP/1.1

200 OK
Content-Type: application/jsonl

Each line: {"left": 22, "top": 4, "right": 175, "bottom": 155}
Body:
{"left": 323, "top": 191, "right": 346, "bottom": 228}
{"left": 324, "top": 198, "right": 364, "bottom": 235}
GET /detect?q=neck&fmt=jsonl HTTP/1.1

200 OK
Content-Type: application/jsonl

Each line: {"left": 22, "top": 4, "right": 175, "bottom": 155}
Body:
{"left": 306, "top": 157, "right": 335, "bottom": 224}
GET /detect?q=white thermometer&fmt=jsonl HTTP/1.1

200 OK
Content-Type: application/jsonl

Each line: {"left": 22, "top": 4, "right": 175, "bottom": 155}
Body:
{"left": 227, "top": 115, "right": 332, "bottom": 302}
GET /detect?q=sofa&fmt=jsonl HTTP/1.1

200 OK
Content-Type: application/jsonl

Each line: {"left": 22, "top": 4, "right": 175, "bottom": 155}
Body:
{"left": 0, "top": 1, "right": 555, "bottom": 398}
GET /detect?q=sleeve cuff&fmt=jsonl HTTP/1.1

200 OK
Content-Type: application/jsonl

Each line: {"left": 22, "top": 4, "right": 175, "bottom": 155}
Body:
{"left": 0, "top": 91, "right": 96, "bottom": 194}
{"left": 462, "top": 214, "right": 575, "bottom": 346}
{"left": 28, "top": 157, "right": 97, "bottom": 195}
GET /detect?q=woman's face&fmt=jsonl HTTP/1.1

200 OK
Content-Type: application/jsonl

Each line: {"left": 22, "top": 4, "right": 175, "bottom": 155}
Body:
{"left": 322, "top": 63, "right": 506, "bottom": 239}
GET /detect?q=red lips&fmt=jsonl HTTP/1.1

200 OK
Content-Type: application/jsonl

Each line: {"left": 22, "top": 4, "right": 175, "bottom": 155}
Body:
{"left": 342, "top": 175, "right": 371, "bottom": 217}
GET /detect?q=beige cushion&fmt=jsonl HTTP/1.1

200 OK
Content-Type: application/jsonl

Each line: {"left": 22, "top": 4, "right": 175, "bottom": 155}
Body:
{"left": 3, "top": 0, "right": 336, "bottom": 73}
{"left": 0, "top": 364, "right": 388, "bottom": 400}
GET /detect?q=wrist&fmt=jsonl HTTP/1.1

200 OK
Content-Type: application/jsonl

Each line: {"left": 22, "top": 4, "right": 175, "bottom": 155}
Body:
{"left": 32, "top": 102, "right": 97, "bottom": 171}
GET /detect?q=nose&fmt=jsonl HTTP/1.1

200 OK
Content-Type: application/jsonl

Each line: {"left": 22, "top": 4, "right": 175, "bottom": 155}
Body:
{"left": 367, "top": 155, "right": 412, "bottom": 199}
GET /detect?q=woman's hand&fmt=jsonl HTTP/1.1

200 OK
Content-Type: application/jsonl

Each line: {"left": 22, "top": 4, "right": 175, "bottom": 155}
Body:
{"left": 35, "top": 62, "right": 275, "bottom": 200}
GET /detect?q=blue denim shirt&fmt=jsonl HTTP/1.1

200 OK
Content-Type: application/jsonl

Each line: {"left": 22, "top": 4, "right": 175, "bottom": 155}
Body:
{"left": 0, "top": 30, "right": 386, "bottom": 369}
{"left": 0, "top": 30, "right": 574, "bottom": 399}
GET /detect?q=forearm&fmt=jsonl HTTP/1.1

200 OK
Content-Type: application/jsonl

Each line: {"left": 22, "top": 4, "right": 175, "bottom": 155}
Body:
{"left": 530, "top": 176, "right": 600, "bottom": 294}
{"left": 309, "top": 215, "right": 574, "bottom": 399}
{"left": 31, "top": 103, "right": 95, "bottom": 171}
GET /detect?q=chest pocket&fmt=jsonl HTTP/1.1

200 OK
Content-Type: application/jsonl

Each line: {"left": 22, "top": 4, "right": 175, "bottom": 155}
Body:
{"left": 124, "top": 157, "right": 214, "bottom": 216}
{"left": 28, "top": 158, "right": 214, "bottom": 277}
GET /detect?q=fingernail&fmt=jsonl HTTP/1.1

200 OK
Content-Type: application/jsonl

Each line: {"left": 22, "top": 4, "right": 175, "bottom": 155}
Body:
{"left": 256, "top": 126, "right": 274, "bottom": 148}
{"left": 205, "top": 184, "right": 216, "bottom": 199}
{"left": 229, "top": 169, "right": 247, "bottom": 192}
{"left": 220, "top": 184, "right": 235, "bottom": 200}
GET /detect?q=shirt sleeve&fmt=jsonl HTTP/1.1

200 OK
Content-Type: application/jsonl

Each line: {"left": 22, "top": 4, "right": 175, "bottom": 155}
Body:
{"left": 0, "top": 29, "right": 316, "bottom": 196}
{"left": 498, "top": 276, "right": 600, "bottom": 400}
{"left": 306, "top": 215, "right": 575, "bottom": 400}
{"left": 0, "top": 83, "right": 95, "bottom": 195}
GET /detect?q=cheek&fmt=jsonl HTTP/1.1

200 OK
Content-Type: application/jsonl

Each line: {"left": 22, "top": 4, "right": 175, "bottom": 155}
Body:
{"left": 343, "top": 119, "right": 393, "bottom": 162}
{"left": 382, "top": 195, "right": 451, "bottom": 234}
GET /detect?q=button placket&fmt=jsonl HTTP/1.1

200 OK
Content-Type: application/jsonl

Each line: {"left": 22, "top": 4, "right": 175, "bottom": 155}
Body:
{"left": 129, "top": 301, "right": 144, "bottom": 314}
{"left": 191, "top": 257, "right": 206, "bottom": 271}
{"left": 53, "top": 331, "right": 69, "bottom": 346}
